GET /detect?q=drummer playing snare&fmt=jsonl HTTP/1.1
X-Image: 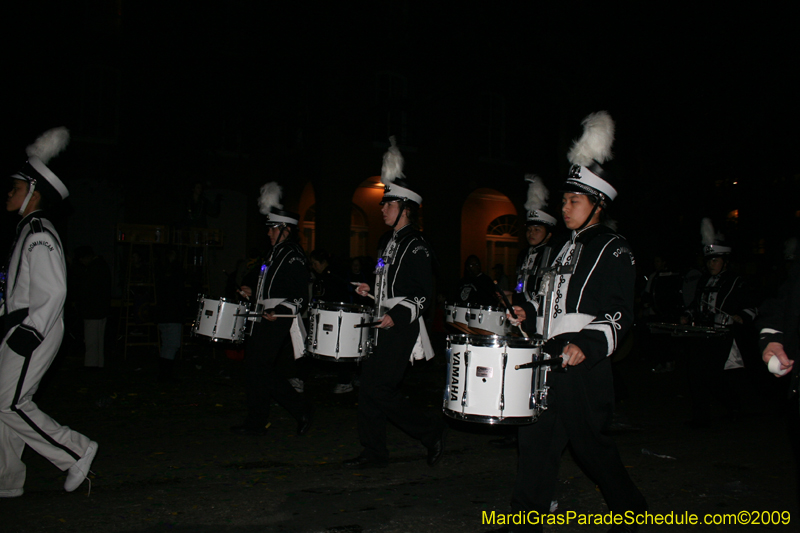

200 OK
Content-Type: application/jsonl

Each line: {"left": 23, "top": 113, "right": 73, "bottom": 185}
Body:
{"left": 505, "top": 112, "right": 647, "bottom": 531}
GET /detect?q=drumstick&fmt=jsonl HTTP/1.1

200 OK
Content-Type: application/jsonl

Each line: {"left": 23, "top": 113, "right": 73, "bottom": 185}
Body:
{"left": 351, "top": 282, "right": 376, "bottom": 300}
{"left": 494, "top": 281, "right": 517, "bottom": 319}
{"left": 354, "top": 320, "right": 383, "bottom": 328}
{"left": 514, "top": 357, "right": 564, "bottom": 370}
{"left": 236, "top": 289, "right": 250, "bottom": 301}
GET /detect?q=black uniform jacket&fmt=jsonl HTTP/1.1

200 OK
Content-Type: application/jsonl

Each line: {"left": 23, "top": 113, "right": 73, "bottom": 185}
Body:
{"left": 684, "top": 269, "right": 756, "bottom": 328}
{"left": 260, "top": 240, "right": 308, "bottom": 315}
{"left": 377, "top": 225, "right": 433, "bottom": 328}
{"left": 538, "top": 224, "right": 636, "bottom": 367}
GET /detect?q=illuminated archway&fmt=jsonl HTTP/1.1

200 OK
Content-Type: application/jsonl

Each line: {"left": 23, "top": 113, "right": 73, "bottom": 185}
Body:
{"left": 460, "top": 188, "right": 520, "bottom": 277}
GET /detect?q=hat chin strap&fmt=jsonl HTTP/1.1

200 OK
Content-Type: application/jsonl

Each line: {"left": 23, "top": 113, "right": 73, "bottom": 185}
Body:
{"left": 575, "top": 197, "right": 602, "bottom": 232}
{"left": 18, "top": 181, "right": 36, "bottom": 215}
{"left": 391, "top": 200, "right": 406, "bottom": 229}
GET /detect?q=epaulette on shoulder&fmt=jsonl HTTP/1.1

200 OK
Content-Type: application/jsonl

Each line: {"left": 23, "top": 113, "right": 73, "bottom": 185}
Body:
{"left": 29, "top": 217, "right": 44, "bottom": 234}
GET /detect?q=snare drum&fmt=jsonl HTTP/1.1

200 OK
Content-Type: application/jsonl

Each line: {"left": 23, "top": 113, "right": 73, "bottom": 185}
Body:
{"left": 307, "top": 301, "right": 372, "bottom": 361}
{"left": 192, "top": 296, "right": 248, "bottom": 343}
{"left": 443, "top": 334, "right": 548, "bottom": 424}
{"left": 467, "top": 305, "right": 509, "bottom": 336}
{"left": 444, "top": 303, "right": 456, "bottom": 324}
{"left": 446, "top": 304, "right": 473, "bottom": 333}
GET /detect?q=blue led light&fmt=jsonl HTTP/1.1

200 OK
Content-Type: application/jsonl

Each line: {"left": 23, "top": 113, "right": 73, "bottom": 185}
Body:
{"left": 515, "top": 281, "right": 524, "bottom": 293}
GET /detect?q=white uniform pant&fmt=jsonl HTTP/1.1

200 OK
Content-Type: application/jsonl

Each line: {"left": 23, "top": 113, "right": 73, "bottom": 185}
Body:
{"left": 0, "top": 321, "right": 91, "bottom": 490}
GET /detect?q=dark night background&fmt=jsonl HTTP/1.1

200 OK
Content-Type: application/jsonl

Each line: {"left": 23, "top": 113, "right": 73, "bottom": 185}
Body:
{"left": 2, "top": 1, "right": 799, "bottom": 277}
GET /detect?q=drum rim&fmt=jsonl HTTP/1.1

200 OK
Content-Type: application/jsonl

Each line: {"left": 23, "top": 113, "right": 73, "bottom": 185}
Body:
{"left": 447, "top": 333, "right": 542, "bottom": 348}
{"left": 312, "top": 300, "right": 369, "bottom": 313}
{"left": 466, "top": 304, "right": 505, "bottom": 312}
{"left": 443, "top": 408, "right": 537, "bottom": 425}
{"left": 198, "top": 295, "right": 242, "bottom": 305}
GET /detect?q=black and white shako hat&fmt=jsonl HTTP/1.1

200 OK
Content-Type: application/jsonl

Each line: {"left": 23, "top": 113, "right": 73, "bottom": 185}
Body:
{"left": 701, "top": 218, "right": 731, "bottom": 257}
{"left": 564, "top": 111, "right": 618, "bottom": 203}
{"left": 380, "top": 136, "right": 422, "bottom": 206}
{"left": 258, "top": 182, "right": 299, "bottom": 226}
{"left": 11, "top": 127, "right": 70, "bottom": 214}
{"left": 524, "top": 174, "right": 557, "bottom": 227}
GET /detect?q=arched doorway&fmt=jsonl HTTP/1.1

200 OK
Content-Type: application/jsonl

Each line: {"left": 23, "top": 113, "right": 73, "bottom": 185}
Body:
{"left": 486, "top": 214, "right": 523, "bottom": 278}
{"left": 460, "top": 188, "right": 520, "bottom": 278}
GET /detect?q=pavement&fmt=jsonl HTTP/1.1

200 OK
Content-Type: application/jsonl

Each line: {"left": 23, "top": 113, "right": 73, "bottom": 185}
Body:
{"left": 2, "top": 336, "right": 798, "bottom": 532}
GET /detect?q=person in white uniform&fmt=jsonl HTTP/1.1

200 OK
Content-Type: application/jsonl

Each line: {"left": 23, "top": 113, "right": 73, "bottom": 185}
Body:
{"left": 0, "top": 128, "right": 98, "bottom": 498}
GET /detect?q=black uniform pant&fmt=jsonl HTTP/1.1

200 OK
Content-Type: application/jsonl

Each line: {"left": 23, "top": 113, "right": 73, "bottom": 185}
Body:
{"left": 356, "top": 322, "right": 442, "bottom": 459}
{"left": 511, "top": 361, "right": 646, "bottom": 532}
{"left": 684, "top": 334, "right": 743, "bottom": 421}
{"left": 244, "top": 318, "right": 305, "bottom": 426}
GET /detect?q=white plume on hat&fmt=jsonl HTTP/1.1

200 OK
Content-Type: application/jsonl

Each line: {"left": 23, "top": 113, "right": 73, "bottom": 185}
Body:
{"left": 567, "top": 111, "right": 615, "bottom": 167}
{"left": 26, "top": 127, "right": 69, "bottom": 164}
{"left": 380, "top": 135, "right": 405, "bottom": 186}
{"left": 258, "top": 182, "right": 283, "bottom": 215}
{"left": 524, "top": 174, "right": 549, "bottom": 212}
{"left": 701, "top": 218, "right": 726, "bottom": 245}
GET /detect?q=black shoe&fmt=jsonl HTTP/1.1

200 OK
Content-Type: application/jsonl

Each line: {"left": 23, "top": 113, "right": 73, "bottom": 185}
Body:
{"left": 426, "top": 429, "right": 446, "bottom": 466}
{"left": 342, "top": 455, "right": 389, "bottom": 469}
{"left": 230, "top": 423, "right": 269, "bottom": 436}
{"left": 296, "top": 406, "right": 315, "bottom": 436}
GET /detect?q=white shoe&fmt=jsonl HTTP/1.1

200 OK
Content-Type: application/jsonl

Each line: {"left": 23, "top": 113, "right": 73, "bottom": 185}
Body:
{"left": 0, "top": 488, "right": 23, "bottom": 498}
{"left": 64, "top": 441, "right": 98, "bottom": 492}
{"left": 332, "top": 382, "right": 354, "bottom": 394}
{"left": 288, "top": 378, "right": 304, "bottom": 393}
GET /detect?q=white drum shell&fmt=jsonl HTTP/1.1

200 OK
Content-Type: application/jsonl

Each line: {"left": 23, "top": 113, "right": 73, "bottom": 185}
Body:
{"left": 451, "top": 305, "right": 470, "bottom": 325}
{"left": 466, "top": 305, "right": 509, "bottom": 335}
{"left": 307, "top": 302, "right": 372, "bottom": 360}
{"left": 193, "top": 297, "right": 248, "bottom": 343}
{"left": 444, "top": 303, "right": 456, "bottom": 324}
{"left": 444, "top": 334, "right": 545, "bottom": 425}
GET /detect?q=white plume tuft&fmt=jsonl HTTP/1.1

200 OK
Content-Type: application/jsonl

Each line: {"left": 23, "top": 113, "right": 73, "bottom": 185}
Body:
{"left": 700, "top": 218, "right": 716, "bottom": 246}
{"left": 567, "top": 111, "right": 615, "bottom": 167}
{"left": 524, "top": 174, "right": 549, "bottom": 212}
{"left": 380, "top": 136, "right": 405, "bottom": 185}
{"left": 258, "top": 182, "right": 283, "bottom": 215}
{"left": 26, "top": 127, "right": 70, "bottom": 164}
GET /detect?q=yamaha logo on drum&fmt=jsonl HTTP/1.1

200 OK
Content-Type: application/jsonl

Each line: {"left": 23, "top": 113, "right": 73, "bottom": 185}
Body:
{"left": 449, "top": 351, "right": 461, "bottom": 401}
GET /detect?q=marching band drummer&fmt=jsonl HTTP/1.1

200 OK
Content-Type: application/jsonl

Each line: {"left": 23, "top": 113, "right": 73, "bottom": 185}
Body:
{"left": 230, "top": 182, "right": 314, "bottom": 437}
{"left": 680, "top": 219, "right": 756, "bottom": 428}
{"left": 504, "top": 112, "right": 647, "bottom": 533}
{"left": 489, "top": 176, "right": 559, "bottom": 449}
{"left": 509, "top": 175, "right": 558, "bottom": 335}
{"left": 344, "top": 137, "right": 445, "bottom": 469}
